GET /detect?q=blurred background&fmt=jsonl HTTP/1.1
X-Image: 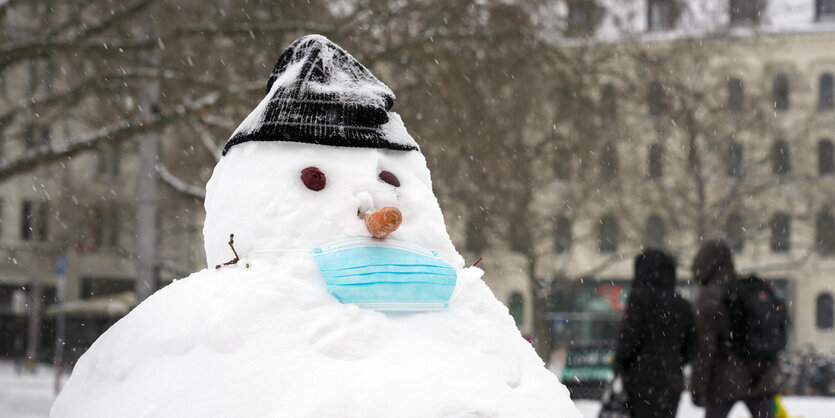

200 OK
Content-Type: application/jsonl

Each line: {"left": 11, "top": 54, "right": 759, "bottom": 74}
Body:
{"left": 0, "top": 0, "right": 834, "bottom": 414}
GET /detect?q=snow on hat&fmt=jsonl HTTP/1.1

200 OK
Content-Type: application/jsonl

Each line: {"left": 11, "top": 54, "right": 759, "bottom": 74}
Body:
{"left": 222, "top": 34, "right": 418, "bottom": 155}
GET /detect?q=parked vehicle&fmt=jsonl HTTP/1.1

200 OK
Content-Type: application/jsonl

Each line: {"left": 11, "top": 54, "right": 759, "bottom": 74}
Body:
{"left": 560, "top": 344, "right": 615, "bottom": 399}
{"left": 780, "top": 346, "right": 835, "bottom": 396}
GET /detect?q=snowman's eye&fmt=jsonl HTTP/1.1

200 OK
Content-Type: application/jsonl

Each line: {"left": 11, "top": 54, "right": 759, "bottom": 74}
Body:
{"left": 378, "top": 170, "right": 400, "bottom": 187}
{"left": 301, "top": 167, "right": 326, "bottom": 191}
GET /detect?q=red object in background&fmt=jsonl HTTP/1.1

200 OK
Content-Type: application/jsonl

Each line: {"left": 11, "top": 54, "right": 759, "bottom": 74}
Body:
{"left": 598, "top": 284, "right": 625, "bottom": 312}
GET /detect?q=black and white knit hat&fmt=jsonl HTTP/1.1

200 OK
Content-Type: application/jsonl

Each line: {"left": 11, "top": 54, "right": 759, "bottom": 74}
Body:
{"left": 222, "top": 35, "right": 418, "bottom": 155}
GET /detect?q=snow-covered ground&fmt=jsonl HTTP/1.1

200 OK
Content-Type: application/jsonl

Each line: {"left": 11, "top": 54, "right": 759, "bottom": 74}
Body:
{"left": 2, "top": 359, "right": 833, "bottom": 417}
{"left": 0, "top": 361, "right": 65, "bottom": 418}
{"left": 575, "top": 392, "right": 834, "bottom": 418}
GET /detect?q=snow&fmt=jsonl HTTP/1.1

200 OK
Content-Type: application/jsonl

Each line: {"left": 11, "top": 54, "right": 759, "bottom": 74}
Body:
{"left": 575, "top": 392, "right": 834, "bottom": 417}
{"left": 51, "top": 256, "right": 577, "bottom": 417}
{"left": 293, "top": 35, "right": 394, "bottom": 108}
{"left": 45, "top": 292, "right": 136, "bottom": 317}
{"left": 3, "top": 359, "right": 833, "bottom": 417}
{"left": 0, "top": 362, "right": 60, "bottom": 418}
{"left": 229, "top": 35, "right": 405, "bottom": 146}
{"left": 203, "top": 140, "right": 453, "bottom": 269}
{"left": 229, "top": 61, "right": 302, "bottom": 138}
{"left": 51, "top": 53, "right": 577, "bottom": 414}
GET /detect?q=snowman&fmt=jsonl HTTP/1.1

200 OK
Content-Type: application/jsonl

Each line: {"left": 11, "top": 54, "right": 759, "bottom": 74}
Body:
{"left": 51, "top": 35, "right": 580, "bottom": 418}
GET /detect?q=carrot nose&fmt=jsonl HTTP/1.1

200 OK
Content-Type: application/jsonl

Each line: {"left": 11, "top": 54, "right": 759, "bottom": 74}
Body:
{"left": 365, "top": 207, "right": 402, "bottom": 239}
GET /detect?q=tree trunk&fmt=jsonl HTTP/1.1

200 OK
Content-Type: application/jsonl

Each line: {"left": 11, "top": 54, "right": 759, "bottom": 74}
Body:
{"left": 135, "top": 12, "right": 160, "bottom": 302}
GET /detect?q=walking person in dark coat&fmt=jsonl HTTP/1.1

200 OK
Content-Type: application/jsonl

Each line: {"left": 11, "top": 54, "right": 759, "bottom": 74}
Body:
{"left": 614, "top": 249, "right": 697, "bottom": 418}
{"left": 691, "top": 239, "right": 781, "bottom": 418}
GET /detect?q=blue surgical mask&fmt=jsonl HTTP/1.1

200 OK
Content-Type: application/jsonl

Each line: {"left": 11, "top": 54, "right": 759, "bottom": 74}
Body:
{"left": 313, "top": 237, "right": 457, "bottom": 311}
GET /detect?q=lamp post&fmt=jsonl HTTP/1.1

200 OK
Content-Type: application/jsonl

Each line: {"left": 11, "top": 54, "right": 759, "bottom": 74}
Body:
{"left": 53, "top": 254, "right": 67, "bottom": 395}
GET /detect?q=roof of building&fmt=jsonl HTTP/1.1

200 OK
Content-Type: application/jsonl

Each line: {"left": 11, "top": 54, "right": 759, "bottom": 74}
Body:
{"left": 536, "top": 0, "right": 835, "bottom": 45}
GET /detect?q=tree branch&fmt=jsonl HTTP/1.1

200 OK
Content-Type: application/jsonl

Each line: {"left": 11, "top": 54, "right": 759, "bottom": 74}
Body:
{"left": 0, "top": 80, "right": 261, "bottom": 183}
{"left": 72, "top": 0, "right": 158, "bottom": 40}
{"left": 156, "top": 163, "right": 206, "bottom": 201}
{"left": 190, "top": 120, "right": 221, "bottom": 163}
{"left": 0, "top": 67, "right": 231, "bottom": 126}
{"left": 0, "top": 20, "right": 334, "bottom": 71}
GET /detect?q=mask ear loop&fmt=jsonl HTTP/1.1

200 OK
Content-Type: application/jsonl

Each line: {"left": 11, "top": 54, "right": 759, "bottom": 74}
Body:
{"left": 231, "top": 248, "right": 314, "bottom": 269}
{"left": 248, "top": 249, "right": 312, "bottom": 254}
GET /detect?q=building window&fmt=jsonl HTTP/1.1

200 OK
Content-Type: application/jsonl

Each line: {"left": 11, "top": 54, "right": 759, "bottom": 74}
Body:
{"left": 96, "top": 145, "right": 122, "bottom": 177}
{"left": 20, "top": 201, "right": 46, "bottom": 241}
{"left": 770, "top": 212, "right": 790, "bottom": 252}
{"left": 772, "top": 140, "right": 790, "bottom": 176}
{"left": 567, "top": 1, "right": 602, "bottom": 37}
{"left": 644, "top": 214, "right": 666, "bottom": 248}
{"left": 648, "top": 81, "right": 664, "bottom": 116}
{"left": 39, "top": 126, "right": 50, "bottom": 147}
{"left": 601, "top": 84, "right": 617, "bottom": 120}
{"left": 96, "top": 149, "right": 107, "bottom": 175}
{"left": 23, "top": 125, "right": 35, "bottom": 151}
{"left": 601, "top": 144, "right": 619, "bottom": 181}
{"left": 820, "top": 73, "right": 834, "bottom": 110}
{"left": 21, "top": 201, "right": 32, "bottom": 241}
{"left": 598, "top": 213, "right": 619, "bottom": 253}
{"left": 648, "top": 0, "right": 677, "bottom": 30}
{"left": 26, "top": 60, "right": 37, "bottom": 93}
{"left": 23, "top": 125, "right": 50, "bottom": 151}
{"left": 111, "top": 144, "right": 121, "bottom": 176}
{"left": 93, "top": 207, "right": 119, "bottom": 249}
{"left": 726, "top": 212, "right": 745, "bottom": 251}
{"left": 727, "top": 140, "right": 743, "bottom": 177}
{"left": 509, "top": 292, "right": 525, "bottom": 327}
{"left": 728, "top": 78, "right": 744, "bottom": 112}
{"left": 81, "top": 277, "right": 134, "bottom": 298}
{"left": 554, "top": 216, "right": 573, "bottom": 253}
{"left": 820, "top": 139, "right": 834, "bottom": 175}
{"left": 36, "top": 202, "right": 48, "bottom": 241}
{"left": 817, "top": 0, "right": 835, "bottom": 20}
{"left": 818, "top": 211, "right": 835, "bottom": 255}
{"left": 465, "top": 219, "right": 487, "bottom": 254}
{"left": 108, "top": 209, "right": 119, "bottom": 247}
{"left": 648, "top": 143, "right": 664, "bottom": 179}
{"left": 555, "top": 148, "right": 572, "bottom": 181}
{"left": 730, "top": 0, "right": 762, "bottom": 25}
{"left": 817, "top": 293, "right": 834, "bottom": 330}
{"left": 773, "top": 74, "right": 790, "bottom": 111}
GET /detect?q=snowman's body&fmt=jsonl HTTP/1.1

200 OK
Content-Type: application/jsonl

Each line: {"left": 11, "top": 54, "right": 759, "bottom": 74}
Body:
{"left": 51, "top": 36, "right": 580, "bottom": 418}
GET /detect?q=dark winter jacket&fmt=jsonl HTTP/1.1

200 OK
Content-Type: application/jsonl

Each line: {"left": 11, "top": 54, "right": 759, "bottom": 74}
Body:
{"left": 614, "top": 250, "right": 697, "bottom": 418}
{"left": 691, "top": 240, "right": 781, "bottom": 403}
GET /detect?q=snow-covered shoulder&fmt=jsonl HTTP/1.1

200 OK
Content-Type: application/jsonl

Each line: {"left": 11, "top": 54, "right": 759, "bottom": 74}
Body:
{"left": 52, "top": 260, "right": 578, "bottom": 418}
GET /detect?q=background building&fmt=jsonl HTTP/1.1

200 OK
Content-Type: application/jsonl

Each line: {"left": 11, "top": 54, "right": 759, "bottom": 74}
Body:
{"left": 0, "top": 0, "right": 832, "bottom": 369}
{"left": 452, "top": 0, "right": 835, "bottom": 354}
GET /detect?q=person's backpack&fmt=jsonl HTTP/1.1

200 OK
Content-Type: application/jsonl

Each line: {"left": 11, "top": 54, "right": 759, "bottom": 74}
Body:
{"left": 725, "top": 275, "right": 787, "bottom": 361}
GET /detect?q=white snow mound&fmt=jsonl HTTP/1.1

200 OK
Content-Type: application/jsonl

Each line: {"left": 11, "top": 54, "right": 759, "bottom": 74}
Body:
{"left": 51, "top": 256, "right": 579, "bottom": 418}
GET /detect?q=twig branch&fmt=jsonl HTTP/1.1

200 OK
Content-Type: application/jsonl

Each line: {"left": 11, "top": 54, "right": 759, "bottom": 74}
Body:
{"left": 215, "top": 234, "right": 240, "bottom": 269}
{"left": 156, "top": 163, "right": 206, "bottom": 201}
{"left": 189, "top": 120, "right": 222, "bottom": 163}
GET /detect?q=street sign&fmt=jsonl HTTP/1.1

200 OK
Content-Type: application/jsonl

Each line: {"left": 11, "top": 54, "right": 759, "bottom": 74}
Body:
{"left": 57, "top": 254, "right": 67, "bottom": 277}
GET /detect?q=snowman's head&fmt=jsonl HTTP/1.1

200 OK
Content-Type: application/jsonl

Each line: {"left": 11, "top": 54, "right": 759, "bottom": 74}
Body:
{"left": 203, "top": 35, "right": 463, "bottom": 269}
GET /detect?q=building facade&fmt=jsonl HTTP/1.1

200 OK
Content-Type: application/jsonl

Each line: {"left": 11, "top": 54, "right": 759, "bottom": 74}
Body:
{"left": 454, "top": 0, "right": 835, "bottom": 351}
